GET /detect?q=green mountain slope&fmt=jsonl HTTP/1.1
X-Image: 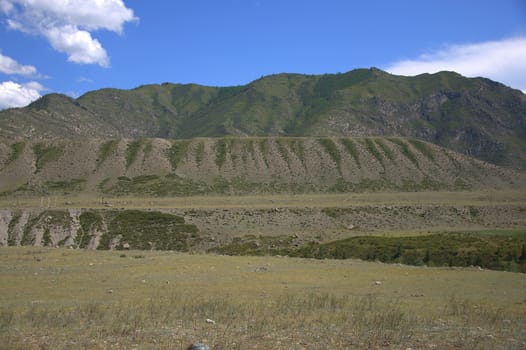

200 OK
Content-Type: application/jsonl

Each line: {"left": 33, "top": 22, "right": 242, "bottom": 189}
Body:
{"left": 1, "top": 68, "right": 525, "bottom": 169}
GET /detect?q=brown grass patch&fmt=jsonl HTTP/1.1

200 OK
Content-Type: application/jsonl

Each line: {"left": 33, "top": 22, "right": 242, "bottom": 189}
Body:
{"left": 0, "top": 247, "right": 525, "bottom": 349}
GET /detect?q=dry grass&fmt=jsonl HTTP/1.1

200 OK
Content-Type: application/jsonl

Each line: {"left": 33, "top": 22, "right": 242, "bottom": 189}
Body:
{"left": 2, "top": 189, "right": 525, "bottom": 210}
{"left": 1, "top": 247, "right": 525, "bottom": 349}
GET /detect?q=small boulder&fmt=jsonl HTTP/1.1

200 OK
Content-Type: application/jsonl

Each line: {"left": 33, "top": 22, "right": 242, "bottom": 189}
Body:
{"left": 187, "top": 344, "right": 210, "bottom": 350}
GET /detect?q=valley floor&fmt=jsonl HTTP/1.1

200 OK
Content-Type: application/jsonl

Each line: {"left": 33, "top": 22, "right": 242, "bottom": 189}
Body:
{"left": 2, "top": 189, "right": 525, "bottom": 210}
{"left": 0, "top": 247, "right": 525, "bottom": 350}
{"left": 2, "top": 190, "right": 525, "bottom": 247}
{"left": 1, "top": 190, "right": 525, "bottom": 348}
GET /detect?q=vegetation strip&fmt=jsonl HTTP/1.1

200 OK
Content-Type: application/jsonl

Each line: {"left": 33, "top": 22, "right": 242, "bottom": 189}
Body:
{"left": 211, "top": 231, "right": 526, "bottom": 273}
{"left": 32, "top": 143, "right": 64, "bottom": 173}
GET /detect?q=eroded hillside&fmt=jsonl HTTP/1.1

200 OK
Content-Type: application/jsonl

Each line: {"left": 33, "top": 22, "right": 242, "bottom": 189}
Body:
{"left": 0, "top": 137, "right": 522, "bottom": 196}
{"left": 2, "top": 203, "right": 525, "bottom": 251}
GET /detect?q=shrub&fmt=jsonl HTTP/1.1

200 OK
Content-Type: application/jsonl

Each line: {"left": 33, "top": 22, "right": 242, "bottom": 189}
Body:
{"left": 295, "top": 232, "right": 526, "bottom": 272}
{"left": 375, "top": 139, "right": 394, "bottom": 162}
{"left": 388, "top": 138, "right": 419, "bottom": 167}
{"left": 125, "top": 139, "right": 144, "bottom": 168}
{"left": 98, "top": 210, "right": 199, "bottom": 251}
{"left": 97, "top": 139, "right": 119, "bottom": 166}
{"left": 6, "top": 142, "right": 25, "bottom": 165}
{"left": 318, "top": 138, "right": 341, "bottom": 168}
{"left": 363, "top": 138, "right": 383, "bottom": 166}
{"left": 408, "top": 138, "right": 435, "bottom": 161}
{"left": 32, "top": 143, "right": 64, "bottom": 173}
{"left": 340, "top": 138, "right": 360, "bottom": 168}
{"left": 215, "top": 139, "right": 228, "bottom": 168}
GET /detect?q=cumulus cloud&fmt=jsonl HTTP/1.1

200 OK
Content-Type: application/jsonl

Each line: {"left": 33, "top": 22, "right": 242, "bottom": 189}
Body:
{"left": 0, "top": 52, "right": 37, "bottom": 76}
{"left": 1, "top": 0, "right": 137, "bottom": 67}
{"left": 385, "top": 37, "right": 526, "bottom": 92}
{"left": 0, "top": 80, "right": 45, "bottom": 109}
{"left": 44, "top": 25, "right": 109, "bottom": 67}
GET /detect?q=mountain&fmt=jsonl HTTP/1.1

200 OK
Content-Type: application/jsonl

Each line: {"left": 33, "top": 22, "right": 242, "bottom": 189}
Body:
{"left": 0, "top": 137, "right": 523, "bottom": 197}
{"left": 0, "top": 68, "right": 525, "bottom": 169}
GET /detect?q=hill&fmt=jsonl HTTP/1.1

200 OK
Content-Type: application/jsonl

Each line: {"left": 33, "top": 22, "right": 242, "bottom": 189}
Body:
{"left": 0, "top": 137, "right": 522, "bottom": 197}
{"left": 0, "top": 68, "right": 525, "bottom": 169}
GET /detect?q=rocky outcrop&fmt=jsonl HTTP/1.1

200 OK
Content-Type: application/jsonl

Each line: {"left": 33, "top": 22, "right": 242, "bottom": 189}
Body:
{"left": 3, "top": 209, "right": 80, "bottom": 247}
{"left": 0, "top": 209, "right": 201, "bottom": 250}
{"left": 1, "top": 205, "right": 525, "bottom": 249}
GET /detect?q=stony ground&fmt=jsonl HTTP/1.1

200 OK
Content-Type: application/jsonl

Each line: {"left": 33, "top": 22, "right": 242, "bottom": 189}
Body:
{"left": 2, "top": 191, "right": 525, "bottom": 249}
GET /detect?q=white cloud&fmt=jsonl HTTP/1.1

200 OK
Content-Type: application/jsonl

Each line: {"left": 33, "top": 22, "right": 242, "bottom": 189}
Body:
{"left": 44, "top": 25, "right": 109, "bottom": 67}
{"left": 385, "top": 37, "right": 526, "bottom": 92}
{"left": 0, "top": 0, "right": 13, "bottom": 13}
{"left": 77, "top": 76, "right": 93, "bottom": 84}
{"left": 0, "top": 52, "right": 37, "bottom": 76}
{"left": 1, "top": 0, "right": 137, "bottom": 67}
{"left": 10, "top": 0, "right": 136, "bottom": 32}
{"left": 0, "top": 80, "right": 45, "bottom": 109}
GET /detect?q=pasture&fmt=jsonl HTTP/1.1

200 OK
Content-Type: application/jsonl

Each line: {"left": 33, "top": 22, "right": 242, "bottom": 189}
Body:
{"left": 2, "top": 189, "right": 525, "bottom": 210}
{"left": 1, "top": 247, "right": 525, "bottom": 349}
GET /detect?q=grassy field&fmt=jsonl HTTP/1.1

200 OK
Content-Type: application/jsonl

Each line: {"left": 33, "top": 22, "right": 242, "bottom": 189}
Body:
{"left": 1, "top": 247, "right": 525, "bottom": 349}
{"left": 1, "top": 190, "right": 525, "bottom": 348}
{"left": 2, "top": 189, "right": 525, "bottom": 210}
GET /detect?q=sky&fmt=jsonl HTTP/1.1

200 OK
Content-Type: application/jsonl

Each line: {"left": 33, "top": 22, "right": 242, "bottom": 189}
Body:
{"left": 0, "top": 0, "right": 525, "bottom": 110}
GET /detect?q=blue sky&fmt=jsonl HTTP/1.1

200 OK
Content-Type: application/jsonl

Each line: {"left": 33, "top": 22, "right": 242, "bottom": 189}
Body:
{"left": 0, "top": 0, "right": 525, "bottom": 109}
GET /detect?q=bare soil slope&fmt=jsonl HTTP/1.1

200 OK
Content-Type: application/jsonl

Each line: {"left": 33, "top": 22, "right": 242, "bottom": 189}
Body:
{"left": 1, "top": 137, "right": 523, "bottom": 196}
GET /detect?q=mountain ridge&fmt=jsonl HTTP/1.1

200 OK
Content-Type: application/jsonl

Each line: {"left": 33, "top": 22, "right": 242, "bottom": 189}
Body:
{"left": 1, "top": 68, "right": 525, "bottom": 169}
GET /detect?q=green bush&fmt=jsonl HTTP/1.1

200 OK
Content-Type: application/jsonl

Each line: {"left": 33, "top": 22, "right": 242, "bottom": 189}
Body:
{"left": 125, "top": 139, "right": 144, "bottom": 168}
{"left": 295, "top": 232, "right": 526, "bottom": 272}
{"left": 258, "top": 139, "right": 270, "bottom": 167}
{"left": 388, "top": 138, "right": 419, "bottom": 167}
{"left": 45, "top": 178, "right": 86, "bottom": 193}
{"left": 132, "top": 175, "right": 160, "bottom": 184}
{"left": 32, "top": 143, "right": 64, "bottom": 173}
{"left": 98, "top": 210, "right": 199, "bottom": 251}
{"left": 195, "top": 141, "right": 205, "bottom": 166}
{"left": 363, "top": 138, "right": 383, "bottom": 166}
{"left": 408, "top": 139, "right": 435, "bottom": 161}
{"left": 166, "top": 140, "right": 191, "bottom": 170}
{"left": 340, "top": 138, "right": 360, "bottom": 168}
{"left": 318, "top": 138, "right": 341, "bottom": 168}
{"left": 7, "top": 212, "right": 22, "bottom": 246}
{"left": 375, "top": 139, "right": 394, "bottom": 162}
{"left": 215, "top": 139, "right": 228, "bottom": 168}
{"left": 76, "top": 212, "right": 104, "bottom": 248}
{"left": 276, "top": 139, "right": 291, "bottom": 163}
{"left": 287, "top": 138, "right": 306, "bottom": 165}
{"left": 97, "top": 140, "right": 119, "bottom": 166}
{"left": 6, "top": 142, "right": 25, "bottom": 165}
